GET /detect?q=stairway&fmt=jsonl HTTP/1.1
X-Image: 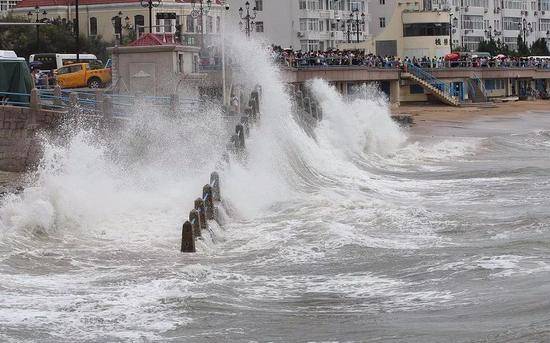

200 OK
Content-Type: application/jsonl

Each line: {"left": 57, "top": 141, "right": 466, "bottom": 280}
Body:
{"left": 402, "top": 63, "right": 461, "bottom": 106}
{"left": 468, "top": 72, "right": 489, "bottom": 103}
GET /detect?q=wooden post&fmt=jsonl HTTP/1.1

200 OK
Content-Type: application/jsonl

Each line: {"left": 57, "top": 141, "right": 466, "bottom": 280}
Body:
{"left": 235, "top": 124, "right": 245, "bottom": 149}
{"left": 95, "top": 89, "right": 104, "bottom": 113}
{"left": 181, "top": 221, "right": 196, "bottom": 253}
{"left": 30, "top": 88, "right": 41, "bottom": 110}
{"left": 170, "top": 93, "right": 179, "bottom": 112}
{"left": 303, "top": 97, "right": 312, "bottom": 115}
{"left": 202, "top": 184, "right": 214, "bottom": 220}
{"left": 240, "top": 116, "right": 249, "bottom": 136}
{"left": 69, "top": 92, "right": 78, "bottom": 108}
{"left": 53, "top": 85, "right": 62, "bottom": 107}
{"left": 210, "top": 172, "right": 221, "bottom": 201}
{"left": 189, "top": 209, "right": 201, "bottom": 237}
{"left": 102, "top": 96, "right": 113, "bottom": 120}
{"left": 194, "top": 198, "right": 206, "bottom": 230}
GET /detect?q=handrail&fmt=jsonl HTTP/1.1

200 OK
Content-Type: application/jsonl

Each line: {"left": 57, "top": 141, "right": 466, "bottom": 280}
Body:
{"left": 406, "top": 63, "right": 458, "bottom": 100}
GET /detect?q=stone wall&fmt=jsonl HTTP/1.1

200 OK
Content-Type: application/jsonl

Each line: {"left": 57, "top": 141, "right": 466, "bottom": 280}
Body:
{"left": 0, "top": 106, "right": 63, "bottom": 172}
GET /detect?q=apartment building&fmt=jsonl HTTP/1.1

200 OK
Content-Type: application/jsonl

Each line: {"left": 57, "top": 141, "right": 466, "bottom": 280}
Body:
{"left": 371, "top": 0, "right": 550, "bottom": 53}
{"left": 0, "top": 0, "right": 20, "bottom": 17}
{"left": 10, "top": 0, "right": 225, "bottom": 46}
{"left": 228, "top": 0, "right": 369, "bottom": 51}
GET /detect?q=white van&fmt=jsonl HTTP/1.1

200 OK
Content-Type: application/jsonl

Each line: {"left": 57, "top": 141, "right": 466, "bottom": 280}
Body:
{"left": 29, "top": 53, "right": 99, "bottom": 71}
{"left": 0, "top": 50, "right": 25, "bottom": 61}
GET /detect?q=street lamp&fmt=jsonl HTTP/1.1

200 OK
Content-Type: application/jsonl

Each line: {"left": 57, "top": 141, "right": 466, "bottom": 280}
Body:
{"left": 349, "top": 9, "right": 365, "bottom": 44}
{"left": 239, "top": 1, "right": 257, "bottom": 38}
{"left": 485, "top": 25, "right": 493, "bottom": 40}
{"left": 111, "top": 11, "right": 124, "bottom": 45}
{"left": 191, "top": 0, "right": 212, "bottom": 51}
{"left": 27, "top": 6, "right": 47, "bottom": 52}
{"left": 452, "top": 16, "right": 459, "bottom": 50}
{"left": 337, "top": 17, "right": 352, "bottom": 43}
{"left": 521, "top": 18, "right": 531, "bottom": 46}
{"left": 140, "top": 0, "right": 161, "bottom": 33}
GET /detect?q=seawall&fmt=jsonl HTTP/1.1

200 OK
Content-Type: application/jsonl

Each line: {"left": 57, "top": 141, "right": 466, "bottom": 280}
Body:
{"left": 0, "top": 106, "right": 63, "bottom": 172}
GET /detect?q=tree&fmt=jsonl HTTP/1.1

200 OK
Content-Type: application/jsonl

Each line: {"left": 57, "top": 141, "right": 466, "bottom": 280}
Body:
{"left": 530, "top": 38, "right": 550, "bottom": 56}
{"left": 0, "top": 14, "right": 111, "bottom": 62}
{"left": 517, "top": 34, "right": 530, "bottom": 56}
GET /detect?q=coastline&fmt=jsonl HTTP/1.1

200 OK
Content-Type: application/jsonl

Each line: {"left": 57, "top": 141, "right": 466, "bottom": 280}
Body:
{"left": 392, "top": 100, "right": 550, "bottom": 123}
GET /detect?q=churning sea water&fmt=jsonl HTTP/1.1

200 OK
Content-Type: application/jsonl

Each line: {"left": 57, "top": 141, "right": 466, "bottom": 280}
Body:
{"left": 1, "top": 37, "right": 550, "bottom": 342}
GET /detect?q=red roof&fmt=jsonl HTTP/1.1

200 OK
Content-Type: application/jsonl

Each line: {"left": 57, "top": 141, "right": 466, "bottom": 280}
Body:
{"left": 16, "top": 0, "right": 221, "bottom": 8}
{"left": 129, "top": 33, "right": 178, "bottom": 46}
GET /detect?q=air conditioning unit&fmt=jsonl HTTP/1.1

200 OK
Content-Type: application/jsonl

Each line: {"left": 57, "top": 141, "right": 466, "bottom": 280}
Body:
{"left": 330, "top": 32, "right": 335, "bottom": 37}
{"left": 535, "top": 11, "right": 538, "bottom": 16}
{"left": 484, "top": 8, "right": 488, "bottom": 13}
{"left": 464, "top": 6, "right": 469, "bottom": 12}
{"left": 297, "top": 31, "right": 304, "bottom": 37}
{"left": 455, "top": 6, "right": 459, "bottom": 11}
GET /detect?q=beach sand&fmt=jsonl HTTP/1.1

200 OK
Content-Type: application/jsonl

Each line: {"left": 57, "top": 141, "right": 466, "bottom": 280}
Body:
{"left": 393, "top": 100, "right": 550, "bottom": 123}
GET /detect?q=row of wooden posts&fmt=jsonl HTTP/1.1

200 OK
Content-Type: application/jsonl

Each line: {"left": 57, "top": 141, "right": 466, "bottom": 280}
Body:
{"left": 287, "top": 84, "right": 323, "bottom": 121}
{"left": 180, "top": 86, "right": 262, "bottom": 253}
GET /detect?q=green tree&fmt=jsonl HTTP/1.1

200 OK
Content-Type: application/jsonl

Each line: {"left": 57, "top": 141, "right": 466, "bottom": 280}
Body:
{"left": 530, "top": 38, "right": 550, "bottom": 56}
{"left": 517, "top": 34, "right": 530, "bottom": 56}
{"left": 0, "top": 14, "right": 111, "bottom": 62}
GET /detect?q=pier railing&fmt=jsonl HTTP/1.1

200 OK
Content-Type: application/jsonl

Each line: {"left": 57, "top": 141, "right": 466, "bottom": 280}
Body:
{"left": 0, "top": 87, "right": 200, "bottom": 116}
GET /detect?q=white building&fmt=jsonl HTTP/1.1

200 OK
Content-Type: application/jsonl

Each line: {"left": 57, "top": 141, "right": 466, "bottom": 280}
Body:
{"left": 0, "top": 0, "right": 20, "bottom": 17}
{"left": 227, "top": 0, "right": 369, "bottom": 51}
{"left": 369, "top": 0, "right": 550, "bottom": 53}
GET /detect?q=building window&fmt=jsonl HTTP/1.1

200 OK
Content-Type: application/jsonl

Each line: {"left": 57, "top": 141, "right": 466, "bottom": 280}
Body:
{"left": 380, "top": 0, "right": 385, "bottom": 4}
{"left": 186, "top": 15, "right": 194, "bottom": 32}
{"left": 256, "top": 21, "right": 264, "bottom": 32}
{"left": 379, "top": 17, "right": 386, "bottom": 28}
{"left": 299, "top": 18, "right": 319, "bottom": 31}
{"left": 403, "top": 23, "right": 450, "bottom": 36}
{"left": 255, "top": 0, "right": 263, "bottom": 11}
{"left": 503, "top": 0, "right": 522, "bottom": 9}
{"left": 206, "top": 16, "right": 213, "bottom": 33}
{"left": 135, "top": 15, "right": 145, "bottom": 34}
{"left": 216, "top": 16, "right": 220, "bottom": 33}
{"left": 89, "top": 17, "right": 97, "bottom": 36}
{"left": 462, "top": 15, "right": 484, "bottom": 30}
{"left": 503, "top": 17, "right": 521, "bottom": 31}
{"left": 299, "top": 0, "right": 307, "bottom": 9}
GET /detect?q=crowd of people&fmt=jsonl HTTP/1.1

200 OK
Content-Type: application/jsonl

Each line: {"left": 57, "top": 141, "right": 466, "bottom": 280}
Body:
{"left": 270, "top": 46, "right": 550, "bottom": 70}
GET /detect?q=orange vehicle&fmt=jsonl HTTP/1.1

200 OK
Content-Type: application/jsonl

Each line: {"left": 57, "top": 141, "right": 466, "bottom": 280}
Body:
{"left": 55, "top": 61, "right": 112, "bottom": 89}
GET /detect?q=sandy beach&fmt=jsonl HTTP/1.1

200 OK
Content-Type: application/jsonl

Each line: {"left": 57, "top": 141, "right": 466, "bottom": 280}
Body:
{"left": 393, "top": 100, "right": 550, "bottom": 123}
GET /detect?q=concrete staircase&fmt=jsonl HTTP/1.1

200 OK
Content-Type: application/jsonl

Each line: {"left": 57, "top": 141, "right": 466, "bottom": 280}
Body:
{"left": 402, "top": 63, "right": 461, "bottom": 107}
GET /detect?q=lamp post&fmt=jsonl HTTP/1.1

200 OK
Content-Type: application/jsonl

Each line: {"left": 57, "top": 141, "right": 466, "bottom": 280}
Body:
{"left": 191, "top": 0, "right": 212, "bottom": 51}
{"left": 111, "top": 11, "right": 123, "bottom": 45}
{"left": 140, "top": 0, "right": 161, "bottom": 34}
{"left": 337, "top": 17, "right": 351, "bottom": 43}
{"left": 350, "top": 8, "right": 365, "bottom": 44}
{"left": 221, "top": 0, "right": 230, "bottom": 106}
{"left": 239, "top": 1, "right": 257, "bottom": 38}
{"left": 452, "top": 15, "right": 459, "bottom": 50}
{"left": 485, "top": 25, "right": 493, "bottom": 40}
{"left": 521, "top": 18, "right": 531, "bottom": 47}
{"left": 27, "top": 6, "right": 47, "bottom": 53}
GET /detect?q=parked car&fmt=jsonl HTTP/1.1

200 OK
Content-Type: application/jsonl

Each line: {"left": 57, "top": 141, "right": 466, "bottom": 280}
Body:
{"left": 55, "top": 62, "right": 112, "bottom": 89}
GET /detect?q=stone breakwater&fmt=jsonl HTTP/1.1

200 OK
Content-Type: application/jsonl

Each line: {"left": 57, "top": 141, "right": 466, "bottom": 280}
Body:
{"left": 0, "top": 106, "right": 62, "bottom": 172}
